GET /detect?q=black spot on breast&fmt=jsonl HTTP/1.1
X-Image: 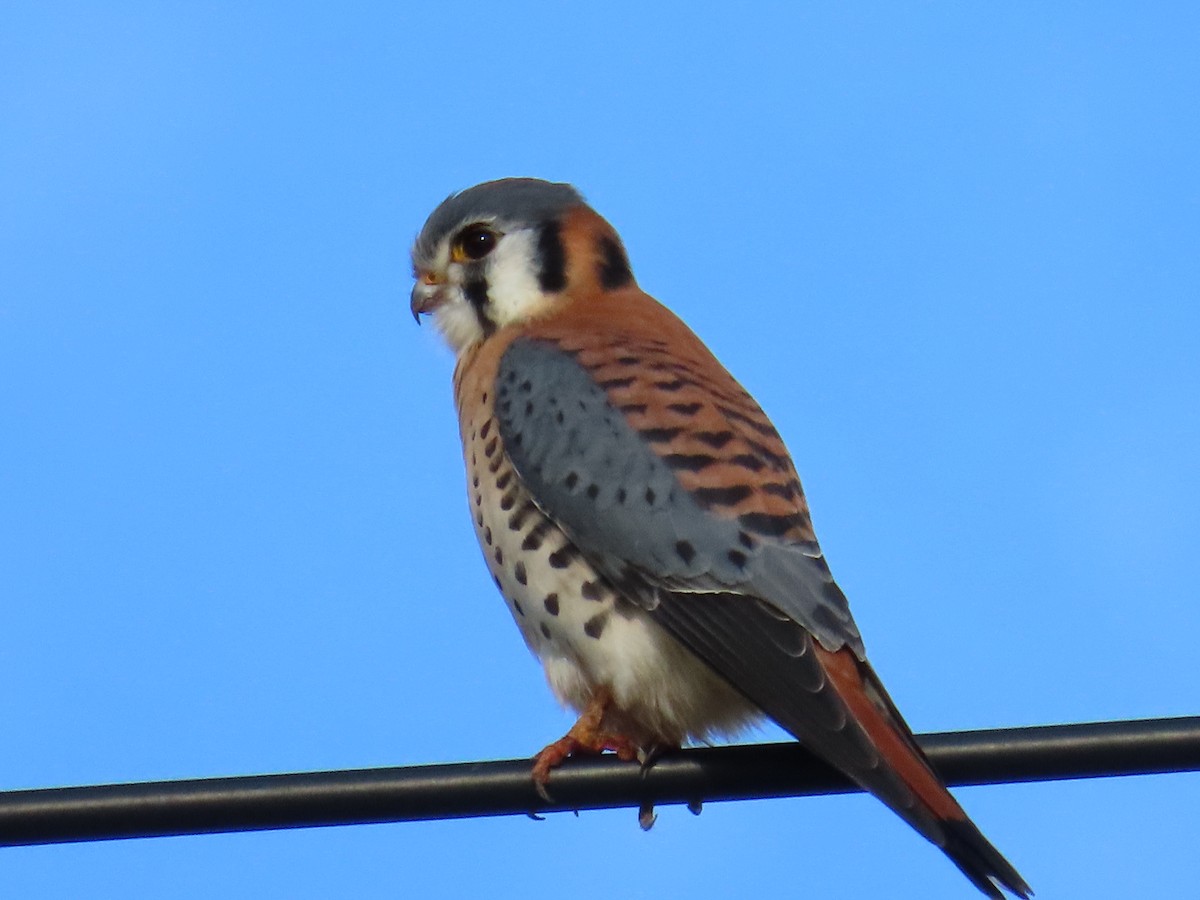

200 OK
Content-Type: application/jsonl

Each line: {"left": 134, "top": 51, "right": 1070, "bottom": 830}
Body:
{"left": 586, "top": 483, "right": 600, "bottom": 500}
{"left": 484, "top": 437, "right": 498, "bottom": 458}
{"left": 581, "top": 580, "right": 604, "bottom": 601}
{"left": 513, "top": 598, "right": 525, "bottom": 616}
{"left": 493, "top": 546, "right": 504, "bottom": 565}
{"left": 499, "top": 490, "right": 516, "bottom": 511}
{"left": 484, "top": 526, "right": 493, "bottom": 545}
{"left": 597, "top": 235, "right": 633, "bottom": 289}
{"left": 508, "top": 501, "right": 536, "bottom": 531}
{"left": 675, "top": 541, "right": 696, "bottom": 564}
{"left": 644, "top": 487, "right": 657, "bottom": 505}
{"left": 540, "top": 622, "right": 553, "bottom": 640}
{"left": 514, "top": 561, "right": 528, "bottom": 585}
{"left": 537, "top": 221, "right": 567, "bottom": 292}
{"left": 667, "top": 402, "right": 702, "bottom": 415}
{"left": 521, "top": 519, "right": 553, "bottom": 551}
{"left": 495, "top": 471, "right": 512, "bottom": 490}
{"left": 565, "top": 472, "right": 579, "bottom": 490}
{"left": 544, "top": 593, "right": 560, "bottom": 615}
{"left": 584, "top": 612, "right": 609, "bottom": 639}
{"left": 480, "top": 420, "right": 492, "bottom": 438}
{"left": 548, "top": 544, "right": 578, "bottom": 568}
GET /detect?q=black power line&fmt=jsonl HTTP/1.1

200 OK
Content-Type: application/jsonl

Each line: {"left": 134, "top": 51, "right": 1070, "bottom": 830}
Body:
{"left": 1, "top": 715, "right": 1197, "bottom": 848}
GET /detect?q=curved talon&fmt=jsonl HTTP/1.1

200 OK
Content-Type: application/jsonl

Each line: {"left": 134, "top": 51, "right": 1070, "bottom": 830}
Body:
{"left": 529, "top": 686, "right": 640, "bottom": 800}
{"left": 638, "top": 801, "right": 657, "bottom": 831}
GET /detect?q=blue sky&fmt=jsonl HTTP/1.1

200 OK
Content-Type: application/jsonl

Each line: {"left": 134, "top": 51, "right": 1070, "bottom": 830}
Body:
{"left": 2, "top": 3, "right": 1198, "bottom": 897}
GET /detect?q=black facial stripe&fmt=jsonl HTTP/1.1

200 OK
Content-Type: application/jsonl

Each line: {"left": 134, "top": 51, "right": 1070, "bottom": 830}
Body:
{"left": 536, "top": 221, "right": 567, "bottom": 292}
{"left": 464, "top": 276, "right": 496, "bottom": 335}
{"left": 597, "top": 235, "right": 632, "bottom": 289}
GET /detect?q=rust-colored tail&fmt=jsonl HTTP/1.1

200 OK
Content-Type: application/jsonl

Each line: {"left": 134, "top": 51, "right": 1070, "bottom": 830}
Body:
{"left": 815, "top": 646, "right": 1032, "bottom": 899}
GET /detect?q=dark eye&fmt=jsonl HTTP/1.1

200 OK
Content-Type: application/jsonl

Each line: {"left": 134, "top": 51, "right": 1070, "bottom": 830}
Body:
{"left": 453, "top": 224, "right": 498, "bottom": 262}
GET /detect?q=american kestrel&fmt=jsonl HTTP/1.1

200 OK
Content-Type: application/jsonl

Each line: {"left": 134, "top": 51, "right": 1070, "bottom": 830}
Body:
{"left": 409, "top": 178, "right": 1030, "bottom": 899}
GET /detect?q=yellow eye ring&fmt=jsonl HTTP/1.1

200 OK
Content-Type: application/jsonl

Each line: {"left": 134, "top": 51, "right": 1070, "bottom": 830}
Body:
{"left": 451, "top": 224, "right": 498, "bottom": 262}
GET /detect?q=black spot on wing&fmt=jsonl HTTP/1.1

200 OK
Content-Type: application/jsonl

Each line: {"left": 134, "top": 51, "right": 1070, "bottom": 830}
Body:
{"left": 639, "top": 427, "right": 683, "bottom": 443}
{"left": 598, "top": 375, "right": 636, "bottom": 390}
{"left": 717, "top": 404, "right": 780, "bottom": 439}
{"left": 762, "top": 481, "right": 798, "bottom": 499}
{"left": 730, "top": 453, "right": 766, "bottom": 472}
{"left": 662, "top": 453, "right": 718, "bottom": 473}
{"left": 738, "top": 511, "right": 807, "bottom": 537}
{"left": 692, "top": 484, "right": 754, "bottom": 508}
{"left": 695, "top": 430, "right": 735, "bottom": 449}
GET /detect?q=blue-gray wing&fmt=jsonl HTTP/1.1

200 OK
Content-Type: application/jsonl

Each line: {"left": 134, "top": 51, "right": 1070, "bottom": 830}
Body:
{"left": 494, "top": 336, "right": 864, "bottom": 657}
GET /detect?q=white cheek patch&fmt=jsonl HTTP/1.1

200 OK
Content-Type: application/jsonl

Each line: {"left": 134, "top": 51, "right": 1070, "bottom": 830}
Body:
{"left": 485, "top": 230, "right": 554, "bottom": 328}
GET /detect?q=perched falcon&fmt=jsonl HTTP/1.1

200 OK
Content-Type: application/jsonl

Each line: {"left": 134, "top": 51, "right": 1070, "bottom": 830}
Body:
{"left": 409, "top": 178, "right": 1030, "bottom": 899}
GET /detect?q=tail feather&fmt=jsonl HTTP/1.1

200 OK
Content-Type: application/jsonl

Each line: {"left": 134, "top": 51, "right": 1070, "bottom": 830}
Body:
{"left": 649, "top": 591, "right": 1031, "bottom": 897}
{"left": 942, "top": 818, "right": 1033, "bottom": 899}
{"left": 814, "top": 645, "right": 1032, "bottom": 899}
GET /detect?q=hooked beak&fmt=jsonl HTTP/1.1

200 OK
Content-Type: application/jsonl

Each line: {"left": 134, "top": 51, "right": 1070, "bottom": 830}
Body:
{"left": 409, "top": 271, "right": 445, "bottom": 324}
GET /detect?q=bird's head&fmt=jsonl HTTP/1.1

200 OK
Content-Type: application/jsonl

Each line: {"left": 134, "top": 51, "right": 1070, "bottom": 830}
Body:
{"left": 410, "top": 178, "right": 635, "bottom": 353}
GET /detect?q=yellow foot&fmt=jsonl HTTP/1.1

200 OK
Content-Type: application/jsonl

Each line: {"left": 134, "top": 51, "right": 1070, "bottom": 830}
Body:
{"left": 530, "top": 687, "right": 639, "bottom": 801}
